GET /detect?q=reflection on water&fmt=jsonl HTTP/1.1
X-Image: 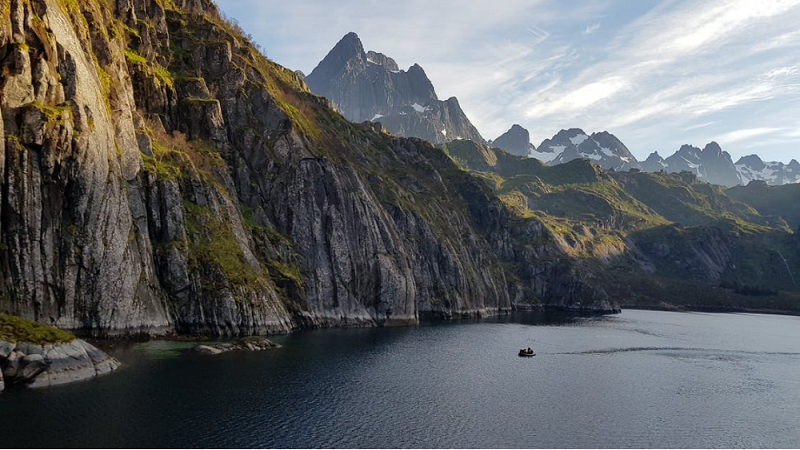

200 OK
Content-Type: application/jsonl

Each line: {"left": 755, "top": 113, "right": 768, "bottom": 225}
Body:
{"left": 1, "top": 310, "right": 799, "bottom": 448}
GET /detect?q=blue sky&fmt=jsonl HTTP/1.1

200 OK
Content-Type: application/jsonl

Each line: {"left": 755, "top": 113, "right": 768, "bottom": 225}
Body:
{"left": 215, "top": 0, "right": 800, "bottom": 163}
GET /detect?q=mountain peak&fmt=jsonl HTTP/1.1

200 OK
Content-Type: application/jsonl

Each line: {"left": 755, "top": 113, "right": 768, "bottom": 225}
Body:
{"left": 330, "top": 32, "right": 364, "bottom": 59}
{"left": 341, "top": 31, "right": 362, "bottom": 44}
{"left": 492, "top": 124, "right": 532, "bottom": 157}
{"left": 640, "top": 151, "right": 667, "bottom": 172}
{"left": 659, "top": 142, "right": 740, "bottom": 186}
{"left": 735, "top": 154, "right": 764, "bottom": 166}
{"left": 702, "top": 141, "right": 723, "bottom": 156}
{"left": 306, "top": 34, "right": 481, "bottom": 143}
{"left": 306, "top": 32, "right": 366, "bottom": 91}
{"left": 561, "top": 127, "right": 587, "bottom": 136}
{"left": 538, "top": 128, "right": 639, "bottom": 171}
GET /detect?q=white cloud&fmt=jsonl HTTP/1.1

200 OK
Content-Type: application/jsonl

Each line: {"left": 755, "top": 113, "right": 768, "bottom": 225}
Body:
{"left": 684, "top": 122, "right": 717, "bottom": 132}
{"left": 525, "top": 76, "right": 627, "bottom": 117}
{"left": 716, "top": 127, "right": 784, "bottom": 144}
{"left": 583, "top": 22, "right": 600, "bottom": 35}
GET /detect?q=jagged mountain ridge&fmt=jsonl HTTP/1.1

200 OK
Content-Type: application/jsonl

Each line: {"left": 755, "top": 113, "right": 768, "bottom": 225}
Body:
{"left": 735, "top": 155, "right": 800, "bottom": 186}
{"left": 0, "top": 0, "right": 616, "bottom": 336}
{"left": 528, "top": 126, "right": 796, "bottom": 187}
{"left": 489, "top": 124, "right": 535, "bottom": 157}
{"left": 306, "top": 35, "right": 795, "bottom": 187}
{"left": 536, "top": 128, "right": 640, "bottom": 171}
{"left": 306, "top": 32, "right": 484, "bottom": 144}
{"left": 640, "top": 144, "right": 799, "bottom": 187}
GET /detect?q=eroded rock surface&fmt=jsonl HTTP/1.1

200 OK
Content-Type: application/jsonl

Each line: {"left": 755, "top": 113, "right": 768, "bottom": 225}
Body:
{"left": 0, "top": 0, "right": 617, "bottom": 341}
{"left": 0, "top": 338, "right": 119, "bottom": 389}
{"left": 195, "top": 337, "right": 281, "bottom": 355}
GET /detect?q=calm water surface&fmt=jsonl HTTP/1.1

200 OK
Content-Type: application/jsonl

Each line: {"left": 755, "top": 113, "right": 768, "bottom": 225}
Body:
{"left": 2, "top": 310, "right": 800, "bottom": 448}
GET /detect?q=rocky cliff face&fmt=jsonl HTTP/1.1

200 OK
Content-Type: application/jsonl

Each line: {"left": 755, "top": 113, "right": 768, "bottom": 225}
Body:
{"left": 305, "top": 32, "right": 484, "bottom": 145}
{"left": 0, "top": 0, "right": 614, "bottom": 337}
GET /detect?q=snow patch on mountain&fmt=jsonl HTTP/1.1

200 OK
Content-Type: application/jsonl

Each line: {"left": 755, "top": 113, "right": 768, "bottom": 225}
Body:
{"left": 529, "top": 149, "right": 556, "bottom": 162}
{"left": 411, "top": 103, "right": 429, "bottom": 113}
{"left": 735, "top": 155, "right": 800, "bottom": 185}
{"left": 570, "top": 133, "right": 589, "bottom": 145}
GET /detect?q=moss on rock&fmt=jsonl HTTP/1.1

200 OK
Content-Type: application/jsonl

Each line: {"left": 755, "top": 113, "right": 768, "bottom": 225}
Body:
{"left": 0, "top": 315, "right": 75, "bottom": 345}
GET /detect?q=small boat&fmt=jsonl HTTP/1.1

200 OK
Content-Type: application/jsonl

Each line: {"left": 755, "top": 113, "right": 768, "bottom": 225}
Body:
{"left": 518, "top": 348, "right": 536, "bottom": 357}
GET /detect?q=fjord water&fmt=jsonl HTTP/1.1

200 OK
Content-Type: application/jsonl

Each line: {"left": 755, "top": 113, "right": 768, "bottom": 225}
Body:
{"left": 2, "top": 310, "right": 800, "bottom": 448}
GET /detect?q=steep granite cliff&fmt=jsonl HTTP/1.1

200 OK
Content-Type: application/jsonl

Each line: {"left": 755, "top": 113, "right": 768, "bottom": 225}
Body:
{"left": 0, "top": 0, "right": 614, "bottom": 337}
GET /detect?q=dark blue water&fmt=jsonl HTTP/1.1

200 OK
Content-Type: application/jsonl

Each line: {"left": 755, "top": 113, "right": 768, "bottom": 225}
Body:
{"left": 2, "top": 310, "right": 800, "bottom": 448}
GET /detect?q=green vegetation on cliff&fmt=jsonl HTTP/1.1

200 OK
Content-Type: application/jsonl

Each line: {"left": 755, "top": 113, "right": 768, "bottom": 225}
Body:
{"left": 440, "top": 139, "right": 800, "bottom": 312}
{"left": 0, "top": 315, "right": 76, "bottom": 344}
{"left": 1, "top": 0, "right": 796, "bottom": 341}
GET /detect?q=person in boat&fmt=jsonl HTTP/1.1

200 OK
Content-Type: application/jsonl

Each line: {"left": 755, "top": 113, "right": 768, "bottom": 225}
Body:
{"left": 527, "top": 347, "right": 532, "bottom": 353}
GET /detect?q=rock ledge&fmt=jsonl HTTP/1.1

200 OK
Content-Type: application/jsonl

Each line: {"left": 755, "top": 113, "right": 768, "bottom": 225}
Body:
{"left": 195, "top": 337, "right": 282, "bottom": 355}
{"left": 0, "top": 339, "right": 120, "bottom": 391}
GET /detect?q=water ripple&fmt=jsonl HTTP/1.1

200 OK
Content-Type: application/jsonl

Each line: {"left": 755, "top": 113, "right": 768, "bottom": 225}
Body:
{"left": 560, "top": 346, "right": 800, "bottom": 356}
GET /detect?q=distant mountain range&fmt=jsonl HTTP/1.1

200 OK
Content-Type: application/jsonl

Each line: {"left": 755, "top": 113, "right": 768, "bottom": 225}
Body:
{"left": 532, "top": 128, "right": 640, "bottom": 172}
{"left": 305, "top": 32, "right": 484, "bottom": 144}
{"left": 491, "top": 124, "right": 799, "bottom": 187}
{"left": 308, "top": 33, "right": 798, "bottom": 187}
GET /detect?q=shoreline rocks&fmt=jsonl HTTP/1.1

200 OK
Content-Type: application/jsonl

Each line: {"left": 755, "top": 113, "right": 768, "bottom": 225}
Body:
{"left": 0, "top": 339, "right": 120, "bottom": 391}
{"left": 195, "top": 337, "right": 282, "bottom": 355}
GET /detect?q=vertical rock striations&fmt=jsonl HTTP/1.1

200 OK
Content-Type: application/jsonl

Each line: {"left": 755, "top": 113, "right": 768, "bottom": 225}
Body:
{"left": 0, "top": 0, "right": 616, "bottom": 338}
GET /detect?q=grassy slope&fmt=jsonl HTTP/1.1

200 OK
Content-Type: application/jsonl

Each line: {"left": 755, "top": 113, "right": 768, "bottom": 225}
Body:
{"left": 0, "top": 314, "right": 76, "bottom": 344}
{"left": 728, "top": 182, "right": 800, "bottom": 231}
{"left": 49, "top": 1, "right": 800, "bottom": 315}
{"left": 440, "top": 140, "right": 800, "bottom": 312}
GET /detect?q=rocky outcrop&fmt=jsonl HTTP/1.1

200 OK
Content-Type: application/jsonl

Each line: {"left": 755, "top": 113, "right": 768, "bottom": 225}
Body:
{"left": 376, "top": 96, "right": 484, "bottom": 144}
{"left": 0, "top": 338, "right": 119, "bottom": 389}
{"left": 305, "top": 32, "right": 484, "bottom": 144}
{"left": 195, "top": 336, "right": 281, "bottom": 355}
{"left": 0, "top": 0, "right": 616, "bottom": 338}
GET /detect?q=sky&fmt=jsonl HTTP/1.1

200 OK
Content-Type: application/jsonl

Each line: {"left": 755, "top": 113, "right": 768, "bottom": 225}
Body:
{"left": 215, "top": 0, "right": 800, "bottom": 163}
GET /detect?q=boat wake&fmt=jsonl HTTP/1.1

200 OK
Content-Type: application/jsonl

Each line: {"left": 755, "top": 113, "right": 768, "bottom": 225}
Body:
{"left": 560, "top": 347, "right": 800, "bottom": 356}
